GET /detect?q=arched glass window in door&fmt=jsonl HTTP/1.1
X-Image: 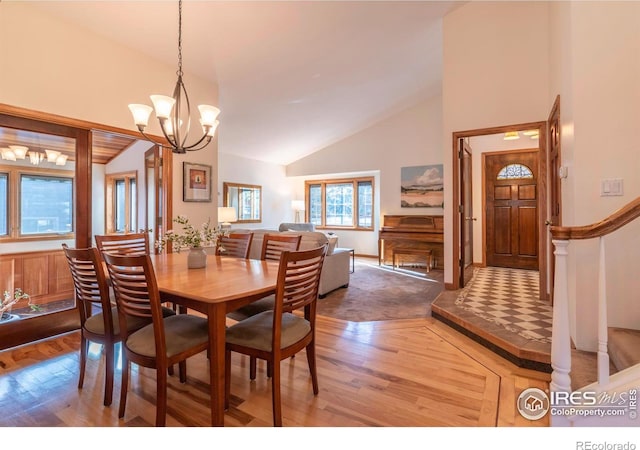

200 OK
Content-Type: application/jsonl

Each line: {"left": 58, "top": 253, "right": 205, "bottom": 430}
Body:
{"left": 496, "top": 163, "right": 533, "bottom": 180}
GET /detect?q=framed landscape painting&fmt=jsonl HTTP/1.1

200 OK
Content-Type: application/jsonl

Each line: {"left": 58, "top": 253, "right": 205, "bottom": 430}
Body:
{"left": 183, "top": 162, "right": 212, "bottom": 202}
{"left": 401, "top": 164, "right": 444, "bottom": 208}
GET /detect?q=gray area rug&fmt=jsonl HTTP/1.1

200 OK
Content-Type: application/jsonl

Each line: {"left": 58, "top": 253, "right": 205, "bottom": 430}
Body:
{"left": 317, "top": 261, "right": 444, "bottom": 322}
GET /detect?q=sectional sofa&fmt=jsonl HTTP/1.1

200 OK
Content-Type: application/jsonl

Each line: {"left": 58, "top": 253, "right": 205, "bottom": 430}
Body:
{"left": 231, "top": 225, "right": 351, "bottom": 297}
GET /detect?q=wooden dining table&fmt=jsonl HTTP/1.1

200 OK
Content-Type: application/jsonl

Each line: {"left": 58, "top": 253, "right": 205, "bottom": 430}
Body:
{"left": 150, "top": 251, "right": 279, "bottom": 426}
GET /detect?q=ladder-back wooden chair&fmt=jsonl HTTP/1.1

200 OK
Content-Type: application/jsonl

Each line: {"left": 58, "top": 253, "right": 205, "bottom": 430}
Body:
{"left": 102, "top": 252, "right": 210, "bottom": 427}
{"left": 215, "top": 232, "right": 253, "bottom": 259}
{"left": 62, "top": 244, "right": 120, "bottom": 407}
{"left": 226, "top": 233, "right": 303, "bottom": 379}
{"left": 225, "top": 245, "right": 327, "bottom": 426}
{"left": 227, "top": 233, "right": 302, "bottom": 322}
{"left": 95, "top": 232, "right": 150, "bottom": 257}
{"left": 260, "top": 233, "right": 302, "bottom": 262}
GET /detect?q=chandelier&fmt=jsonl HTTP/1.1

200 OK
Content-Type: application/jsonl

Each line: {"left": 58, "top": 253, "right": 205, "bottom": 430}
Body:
{"left": 128, "top": 0, "right": 220, "bottom": 154}
{"left": 0, "top": 146, "right": 68, "bottom": 165}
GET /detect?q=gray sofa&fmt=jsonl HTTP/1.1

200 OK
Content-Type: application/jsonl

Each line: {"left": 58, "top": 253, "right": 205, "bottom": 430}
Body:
{"left": 231, "top": 226, "right": 350, "bottom": 297}
{"left": 278, "top": 222, "right": 315, "bottom": 232}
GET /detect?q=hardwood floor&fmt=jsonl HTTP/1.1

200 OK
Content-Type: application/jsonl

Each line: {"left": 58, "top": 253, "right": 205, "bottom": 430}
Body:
{"left": 0, "top": 314, "right": 549, "bottom": 427}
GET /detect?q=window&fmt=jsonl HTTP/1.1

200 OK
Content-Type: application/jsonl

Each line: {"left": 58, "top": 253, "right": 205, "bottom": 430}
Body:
{"left": 305, "top": 177, "right": 374, "bottom": 230}
{"left": 497, "top": 163, "right": 533, "bottom": 180}
{"left": 20, "top": 174, "right": 73, "bottom": 234}
{"left": 106, "top": 171, "right": 137, "bottom": 234}
{"left": 0, "top": 167, "right": 75, "bottom": 241}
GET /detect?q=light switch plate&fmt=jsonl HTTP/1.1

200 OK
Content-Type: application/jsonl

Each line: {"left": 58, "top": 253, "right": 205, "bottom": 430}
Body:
{"left": 601, "top": 178, "right": 624, "bottom": 196}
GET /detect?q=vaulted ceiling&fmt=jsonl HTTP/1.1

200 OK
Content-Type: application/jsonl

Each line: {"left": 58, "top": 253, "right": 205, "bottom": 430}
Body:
{"left": 29, "top": 1, "right": 464, "bottom": 165}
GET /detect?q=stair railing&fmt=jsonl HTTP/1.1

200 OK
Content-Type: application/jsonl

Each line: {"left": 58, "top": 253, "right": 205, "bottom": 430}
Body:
{"left": 550, "top": 196, "right": 640, "bottom": 424}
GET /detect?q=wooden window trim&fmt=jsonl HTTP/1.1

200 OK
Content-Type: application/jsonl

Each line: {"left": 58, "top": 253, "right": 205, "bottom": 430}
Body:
{"left": 304, "top": 176, "right": 375, "bottom": 231}
{"left": 105, "top": 170, "right": 137, "bottom": 234}
{"left": 0, "top": 164, "right": 75, "bottom": 242}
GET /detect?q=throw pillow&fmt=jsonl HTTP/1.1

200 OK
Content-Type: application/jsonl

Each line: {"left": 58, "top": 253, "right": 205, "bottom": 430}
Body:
{"left": 327, "top": 236, "right": 338, "bottom": 255}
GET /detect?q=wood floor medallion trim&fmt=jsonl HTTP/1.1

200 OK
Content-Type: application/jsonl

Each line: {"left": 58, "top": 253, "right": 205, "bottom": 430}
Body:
{"left": 0, "top": 315, "right": 549, "bottom": 427}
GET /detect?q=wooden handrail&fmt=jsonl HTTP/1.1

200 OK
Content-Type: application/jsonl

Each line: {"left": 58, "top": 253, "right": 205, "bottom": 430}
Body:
{"left": 550, "top": 196, "right": 640, "bottom": 240}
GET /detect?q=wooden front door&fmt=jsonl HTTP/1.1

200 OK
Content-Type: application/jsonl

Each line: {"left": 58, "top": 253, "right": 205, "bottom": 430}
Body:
{"left": 485, "top": 150, "right": 539, "bottom": 270}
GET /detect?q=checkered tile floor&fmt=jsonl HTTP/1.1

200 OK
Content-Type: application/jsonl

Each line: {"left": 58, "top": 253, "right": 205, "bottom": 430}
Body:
{"left": 455, "top": 267, "right": 552, "bottom": 344}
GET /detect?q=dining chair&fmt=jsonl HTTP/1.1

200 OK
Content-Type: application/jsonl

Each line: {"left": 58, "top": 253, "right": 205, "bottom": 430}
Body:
{"left": 227, "top": 233, "right": 301, "bottom": 322}
{"left": 225, "top": 245, "right": 327, "bottom": 426}
{"left": 63, "top": 243, "right": 175, "bottom": 406}
{"left": 95, "top": 232, "right": 150, "bottom": 257}
{"left": 94, "top": 232, "right": 179, "bottom": 320}
{"left": 102, "top": 252, "right": 210, "bottom": 427}
{"left": 62, "top": 244, "right": 120, "bottom": 407}
{"left": 215, "top": 232, "right": 253, "bottom": 259}
{"left": 260, "top": 233, "right": 302, "bottom": 262}
{"left": 226, "top": 233, "right": 302, "bottom": 379}
{"left": 96, "top": 232, "right": 183, "bottom": 318}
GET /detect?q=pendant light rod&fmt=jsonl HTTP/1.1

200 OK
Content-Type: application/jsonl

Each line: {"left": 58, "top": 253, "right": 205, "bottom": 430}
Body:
{"left": 128, "top": 0, "right": 220, "bottom": 154}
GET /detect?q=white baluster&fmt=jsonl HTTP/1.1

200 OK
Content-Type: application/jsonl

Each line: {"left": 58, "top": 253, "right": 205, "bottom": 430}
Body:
{"left": 550, "top": 239, "right": 571, "bottom": 426}
{"left": 597, "top": 236, "right": 610, "bottom": 385}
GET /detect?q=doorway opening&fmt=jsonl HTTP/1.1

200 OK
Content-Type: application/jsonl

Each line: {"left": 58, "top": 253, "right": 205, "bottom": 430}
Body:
{"left": 451, "top": 122, "right": 548, "bottom": 301}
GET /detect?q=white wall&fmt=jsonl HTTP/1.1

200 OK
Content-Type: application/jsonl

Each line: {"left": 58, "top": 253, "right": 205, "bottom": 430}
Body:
{"left": 442, "top": 1, "right": 550, "bottom": 285}
{"left": 103, "top": 140, "right": 154, "bottom": 236}
{"left": 549, "top": 1, "right": 640, "bottom": 351}
{"left": 443, "top": 1, "right": 640, "bottom": 351}
{"left": 286, "top": 97, "right": 443, "bottom": 256}
{"left": 218, "top": 152, "right": 295, "bottom": 230}
{"left": 549, "top": 0, "right": 579, "bottom": 346}
{"left": 0, "top": 3, "right": 220, "bottom": 242}
{"left": 92, "top": 164, "right": 106, "bottom": 239}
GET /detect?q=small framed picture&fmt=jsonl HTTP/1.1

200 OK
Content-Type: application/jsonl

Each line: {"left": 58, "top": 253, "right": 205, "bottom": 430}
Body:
{"left": 183, "top": 162, "right": 212, "bottom": 202}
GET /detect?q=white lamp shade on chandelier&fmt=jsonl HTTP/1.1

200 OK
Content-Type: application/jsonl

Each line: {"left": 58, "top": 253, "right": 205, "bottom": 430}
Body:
{"left": 0, "top": 148, "right": 17, "bottom": 161}
{"left": 127, "top": 0, "right": 220, "bottom": 154}
{"left": 9, "top": 145, "right": 28, "bottom": 159}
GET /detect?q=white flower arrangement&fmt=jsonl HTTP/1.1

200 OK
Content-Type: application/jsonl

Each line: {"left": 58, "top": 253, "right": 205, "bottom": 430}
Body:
{"left": 157, "top": 215, "right": 226, "bottom": 252}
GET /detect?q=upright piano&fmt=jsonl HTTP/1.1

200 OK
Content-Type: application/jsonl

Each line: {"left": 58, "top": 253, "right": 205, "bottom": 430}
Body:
{"left": 378, "top": 215, "right": 444, "bottom": 268}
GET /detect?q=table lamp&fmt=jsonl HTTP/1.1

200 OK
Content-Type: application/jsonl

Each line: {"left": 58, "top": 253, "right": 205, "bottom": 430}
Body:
{"left": 218, "top": 206, "right": 237, "bottom": 229}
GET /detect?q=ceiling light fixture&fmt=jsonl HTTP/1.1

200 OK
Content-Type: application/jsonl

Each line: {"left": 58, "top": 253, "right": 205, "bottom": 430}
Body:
{"left": 28, "top": 151, "right": 45, "bottom": 165}
{"left": 523, "top": 130, "right": 538, "bottom": 136}
{"left": 9, "top": 145, "right": 28, "bottom": 159}
{"left": 503, "top": 131, "right": 520, "bottom": 140}
{"left": 55, "top": 154, "right": 68, "bottom": 166}
{"left": 128, "top": 0, "right": 220, "bottom": 154}
{"left": 0, "top": 148, "right": 16, "bottom": 161}
{"left": 45, "top": 149, "right": 61, "bottom": 163}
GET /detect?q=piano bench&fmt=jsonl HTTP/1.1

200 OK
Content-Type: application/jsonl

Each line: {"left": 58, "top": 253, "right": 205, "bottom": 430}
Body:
{"left": 392, "top": 249, "right": 433, "bottom": 272}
